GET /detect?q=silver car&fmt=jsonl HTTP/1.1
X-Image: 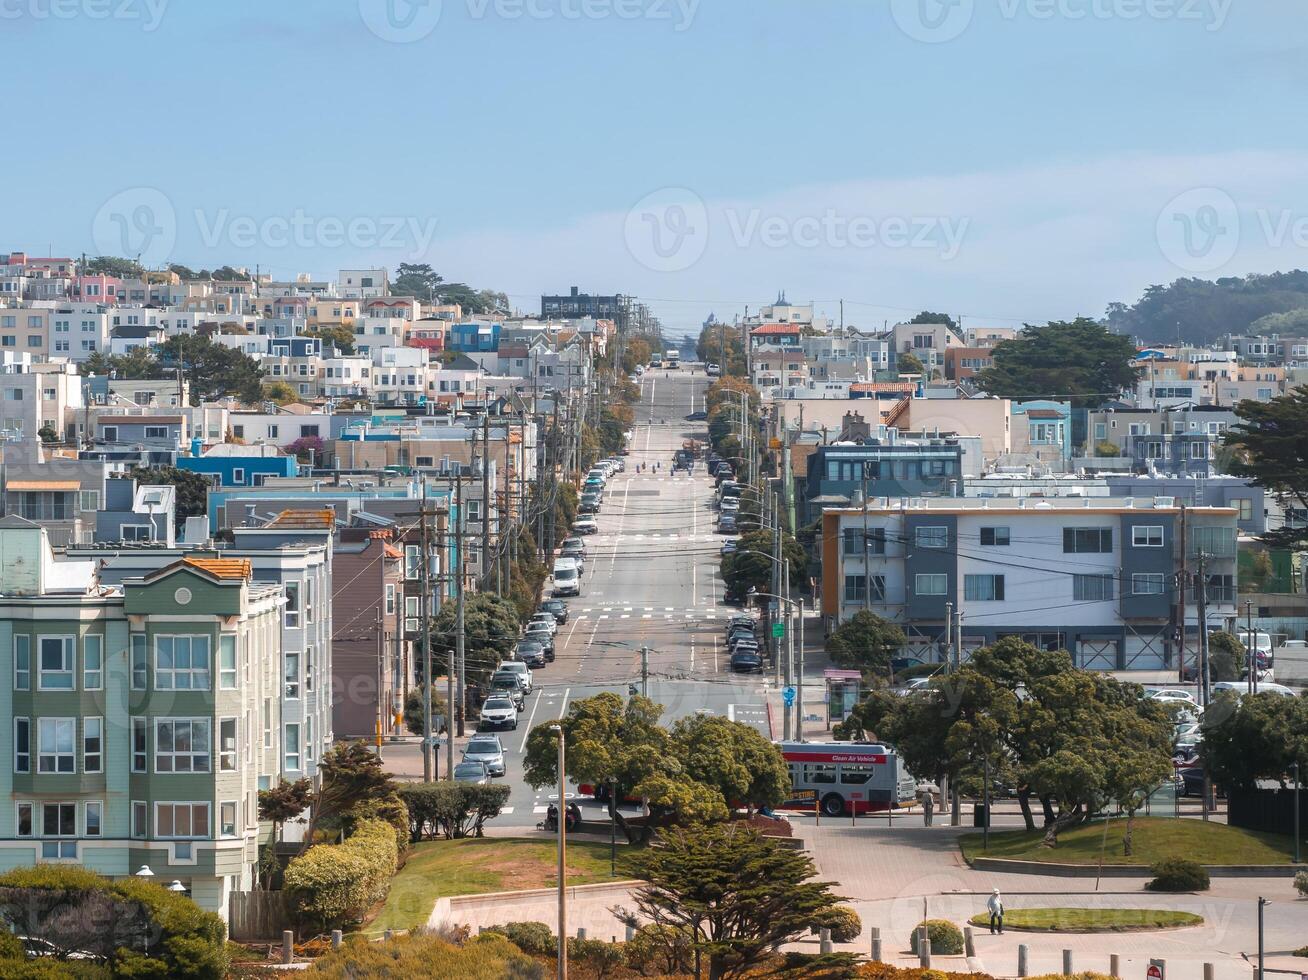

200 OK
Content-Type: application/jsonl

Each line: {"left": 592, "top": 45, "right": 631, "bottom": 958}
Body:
{"left": 452, "top": 760, "right": 490, "bottom": 784}
{"left": 462, "top": 735, "right": 506, "bottom": 777}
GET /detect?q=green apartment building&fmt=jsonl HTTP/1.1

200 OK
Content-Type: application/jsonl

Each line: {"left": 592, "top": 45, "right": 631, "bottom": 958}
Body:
{"left": 0, "top": 516, "right": 283, "bottom": 919}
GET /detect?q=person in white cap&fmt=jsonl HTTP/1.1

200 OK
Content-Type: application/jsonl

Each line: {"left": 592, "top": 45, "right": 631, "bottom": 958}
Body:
{"left": 987, "top": 888, "right": 1004, "bottom": 934}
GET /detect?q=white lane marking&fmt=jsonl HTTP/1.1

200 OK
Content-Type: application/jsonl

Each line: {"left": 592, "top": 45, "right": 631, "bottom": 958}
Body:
{"left": 642, "top": 614, "right": 652, "bottom": 620}
{"left": 559, "top": 686, "right": 571, "bottom": 721}
{"left": 728, "top": 703, "right": 735, "bottom": 722}
{"left": 664, "top": 607, "right": 674, "bottom": 611}
{"left": 501, "top": 806, "right": 515, "bottom": 815}
{"left": 518, "top": 687, "right": 544, "bottom": 752}
{"left": 620, "top": 614, "right": 630, "bottom": 620}
{"left": 690, "top": 639, "right": 695, "bottom": 672}
{"left": 713, "top": 634, "right": 719, "bottom": 673}
{"left": 533, "top": 805, "right": 548, "bottom": 815}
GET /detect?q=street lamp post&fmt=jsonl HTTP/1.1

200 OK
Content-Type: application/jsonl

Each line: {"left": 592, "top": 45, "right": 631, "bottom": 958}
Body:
{"left": 607, "top": 776, "right": 618, "bottom": 876}
{"left": 1294, "top": 760, "right": 1301, "bottom": 865}
{"left": 551, "top": 724, "right": 568, "bottom": 980}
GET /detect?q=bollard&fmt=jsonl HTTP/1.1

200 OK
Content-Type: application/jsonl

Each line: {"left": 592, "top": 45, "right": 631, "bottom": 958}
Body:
{"left": 871, "top": 926, "right": 882, "bottom": 963}
{"left": 282, "top": 930, "right": 294, "bottom": 965}
{"left": 965, "top": 926, "right": 976, "bottom": 957}
{"left": 331, "top": 930, "right": 342, "bottom": 950}
{"left": 625, "top": 923, "right": 636, "bottom": 942}
{"left": 1018, "top": 944, "right": 1030, "bottom": 978}
{"left": 1204, "top": 964, "right": 1214, "bottom": 980}
{"left": 820, "top": 928, "right": 833, "bottom": 955}
{"left": 1111, "top": 954, "right": 1120, "bottom": 978}
{"left": 919, "top": 926, "right": 932, "bottom": 968}
{"left": 1063, "top": 949, "right": 1073, "bottom": 976}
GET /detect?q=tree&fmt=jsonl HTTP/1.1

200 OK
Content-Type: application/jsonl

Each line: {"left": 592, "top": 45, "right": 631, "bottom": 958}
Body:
{"left": 1225, "top": 387, "right": 1308, "bottom": 548}
{"left": 312, "top": 743, "right": 404, "bottom": 844}
{"left": 83, "top": 255, "right": 144, "bottom": 278}
{"left": 1206, "top": 631, "right": 1245, "bottom": 682}
{"left": 896, "top": 351, "right": 925, "bottom": 376}
{"left": 622, "top": 337, "right": 653, "bottom": 374}
{"left": 1105, "top": 271, "right": 1308, "bottom": 347}
{"left": 263, "top": 380, "right": 298, "bottom": 405}
{"left": 37, "top": 423, "right": 58, "bottom": 445}
{"left": 130, "top": 465, "right": 209, "bottom": 529}
{"left": 697, "top": 321, "right": 746, "bottom": 376}
{"left": 259, "top": 778, "right": 313, "bottom": 844}
{"left": 1200, "top": 691, "right": 1308, "bottom": 791}
{"left": 302, "top": 324, "right": 356, "bottom": 354}
{"left": 402, "top": 684, "right": 448, "bottom": 736}
{"left": 1249, "top": 307, "right": 1308, "bottom": 335}
{"left": 210, "top": 265, "right": 250, "bottom": 281}
{"left": 1102, "top": 719, "right": 1175, "bottom": 856}
{"left": 669, "top": 714, "right": 789, "bottom": 814}
{"left": 427, "top": 592, "right": 520, "bottom": 684}
{"left": 720, "top": 528, "right": 806, "bottom": 598}
{"left": 975, "top": 318, "right": 1142, "bottom": 408}
{"left": 392, "top": 262, "right": 443, "bottom": 301}
{"left": 910, "top": 311, "right": 958, "bottom": 329}
{"left": 159, "top": 334, "right": 264, "bottom": 404}
{"left": 617, "top": 823, "right": 844, "bottom": 980}
{"left": 825, "top": 610, "right": 906, "bottom": 673}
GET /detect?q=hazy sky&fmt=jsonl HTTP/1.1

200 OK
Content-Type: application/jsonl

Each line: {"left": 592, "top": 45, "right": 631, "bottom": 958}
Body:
{"left": 4, "top": 0, "right": 1307, "bottom": 334}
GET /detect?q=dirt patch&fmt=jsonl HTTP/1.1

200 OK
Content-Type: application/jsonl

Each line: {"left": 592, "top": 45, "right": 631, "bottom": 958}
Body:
{"left": 479, "top": 847, "right": 591, "bottom": 891}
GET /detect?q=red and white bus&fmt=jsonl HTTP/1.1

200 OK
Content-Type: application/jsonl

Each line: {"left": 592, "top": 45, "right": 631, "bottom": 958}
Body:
{"left": 776, "top": 741, "right": 918, "bottom": 817}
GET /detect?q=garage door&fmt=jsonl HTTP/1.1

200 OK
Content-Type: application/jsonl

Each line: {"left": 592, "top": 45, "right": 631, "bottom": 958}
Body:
{"left": 1077, "top": 639, "right": 1118, "bottom": 671}
{"left": 1123, "top": 633, "right": 1167, "bottom": 670}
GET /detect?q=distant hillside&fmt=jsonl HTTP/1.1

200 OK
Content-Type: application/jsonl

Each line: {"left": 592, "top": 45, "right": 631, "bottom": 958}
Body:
{"left": 1105, "top": 271, "right": 1308, "bottom": 345}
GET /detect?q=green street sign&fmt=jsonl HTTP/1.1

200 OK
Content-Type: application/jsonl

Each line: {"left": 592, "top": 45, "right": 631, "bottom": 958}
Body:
{"left": 771, "top": 622, "right": 785, "bottom": 638}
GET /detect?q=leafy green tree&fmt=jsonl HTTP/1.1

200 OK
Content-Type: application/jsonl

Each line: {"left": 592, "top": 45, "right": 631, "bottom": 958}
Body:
{"left": 210, "top": 265, "right": 251, "bottom": 281}
{"left": 1206, "top": 631, "right": 1245, "bottom": 682}
{"left": 617, "top": 824, "right": 844, "bottom": 980}
{"left": 896, "top": 351, "right": 925, "bottom": 376}
{"left": 720, "top": 529, "right": 806, "bottom": 598}
{"left": 311, "top": 743, "right": 405, "bottom": 846}
{"left": 37, "top": 423, "right": 58, "bottom": 445}
{"left": 1105, "top": 271, "right": 1308, "bottom": 347}
{"left": 1249, "top": 307, "right": 1308, "bottom": 335}
{"left": 259, "top": 778, "right": 313, "bottom": 844}
{"left": 1225, "top": 387, "right": 1308, "bottom": 547}
{"left": 909, "top": 311, "right": 958, "bottom": 329}
{"left": 669, "top": 714, "right": 789, "bottom": 814}
{"left": 302, "top": 324, "right": 356, "bottom": 354}
{"left": 697, "top": 321, "right": 746, "bottom": 375}
{"left": 262, "top": 380, "right": 298, "bottom": 405}
{"left": 1200, "top": 691, "right": 1308, "bottom": 791}
{"left": 82, "top": 255, "right": 144, "bottom": 278}
{"left": 976, "top": 318, "right": 1141, "bottom": 408}
{"left": 130, "top": 465, "right": 209, "bottom": 529}
{"left": 825, "top": 610, "right": 906, "bottom": 673}
{"left": 168, "top": 263, "right": 200, "bottom": 280}
{"left": 402, "top": 684, "right": 448, "bottom": 736}
{"left": 427, "top": 593, "right": 519, "bottom": 683}
{"left": 392, "top": 262, "right": 444, "bottom": 301}
{"left": 1102, "top": 727, "right": 1175, "bottom": 856}
{"left": 159, "top": 334, "right": 264, "bottom": 404}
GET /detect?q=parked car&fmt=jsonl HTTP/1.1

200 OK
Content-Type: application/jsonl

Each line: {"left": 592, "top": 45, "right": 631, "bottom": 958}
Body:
{"left": 723, "top": 585, "right": 746, "bottom": 606}
{"left": 488, "top": 675, "right": 525, "bottom": 710}
{"left": 462, "top": 735, "right": 507, "bottom": 777}
{"left": 720, "top": 540, "right": 738, "bottom": 557}
{"left": 452, "top": 760, "right": 491, "bottom": 784}
{"left": 479, "top": 695, "right": 519, "bottom": 731}
{"left": 527, "top": 613, "right": 559, "bottom": 637}
{"left": 686, "top": 410, "right": 708, "bottom": 421}
{"left": 515, "top": 639, "right": 548, "bottom": 667}
{"left": 495, "top": 661, "right": 534, "bottom": 694}
{"left": 538, "top": 598, "right": 569, "bottom": 624}
{"left": 573, "top": 518, "right": 599, "bottom": 535}
{"left": 560, "top": 538, "right": 587, "bottom": 563}
{"left": 730, "top": 649, "right": 764, "bottom": 673}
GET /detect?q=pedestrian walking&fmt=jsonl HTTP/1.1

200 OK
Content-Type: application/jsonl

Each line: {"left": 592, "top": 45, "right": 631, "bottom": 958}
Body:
{"left": 922, "top": 789, "right": 935, "bottom": 827}
{"left": 987, "top": 888, "right": 1004, "bottom": 934}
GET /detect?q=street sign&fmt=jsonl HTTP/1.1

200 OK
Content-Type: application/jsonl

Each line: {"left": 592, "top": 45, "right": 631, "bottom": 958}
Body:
{"left": 1147, "top": 960, "right": 1165, "bottom": 980}
{"left": 772, "top": 622, "right": 785, "bottom": 638}
{"left": 782, "top": 686, "right": 796, "bottom": 706}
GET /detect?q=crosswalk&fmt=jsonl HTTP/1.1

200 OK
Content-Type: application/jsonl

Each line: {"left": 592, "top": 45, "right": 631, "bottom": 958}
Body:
{"left": 573, "top": 603, "right": 723, "bottom": 622}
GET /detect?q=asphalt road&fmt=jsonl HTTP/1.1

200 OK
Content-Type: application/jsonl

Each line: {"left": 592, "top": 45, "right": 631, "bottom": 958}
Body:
{"left": 386, "top": 365, "right": 773, "bottom": 827}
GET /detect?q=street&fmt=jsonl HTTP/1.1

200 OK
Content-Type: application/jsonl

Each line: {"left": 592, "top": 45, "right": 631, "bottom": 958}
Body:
{"left": 384, "top": 365, "right": 774, "bottom": 826}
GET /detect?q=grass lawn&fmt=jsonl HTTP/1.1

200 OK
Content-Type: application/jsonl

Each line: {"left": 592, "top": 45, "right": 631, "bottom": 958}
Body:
{"left": 364, "top": 837, "right": 642, "bottom": 936}
{"left": 960, "top": 817, "right": 1297, "bottom": 866}
{"left": 966, "top": 908, "right": 1203, "bottom": 933}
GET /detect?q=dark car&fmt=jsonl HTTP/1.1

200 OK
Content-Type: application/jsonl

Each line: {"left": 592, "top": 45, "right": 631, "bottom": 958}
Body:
{"left": 560, "top": 538, "right": 587, "bottom": 561}
{"left": 717, "top": 516, "right": 737, "bottom": 535}
{"left": 515, "top": 640, "right": 547, "bottom": 667}
{"left": 539, "top": 599, "right": 569, "bottom": 624}
{"left": 890, "top": 657, "right": 925, "bottom": 673}
{"left": 488, "top": 676, "right": 525, "bottom": 710}
{"left": 686, "top": 410, "right": 708, "bottom": 421}
{"left": 723, "top": 585, "right": 746, "bottom": 606}
{"left": 523, "top": 631, "right": 554, "bottom": 661}
{"left": 730, "top": 649, "right": 764, "bottom": 673}
{"left": 720, "top": 540, "right": 738, "bottom": 557}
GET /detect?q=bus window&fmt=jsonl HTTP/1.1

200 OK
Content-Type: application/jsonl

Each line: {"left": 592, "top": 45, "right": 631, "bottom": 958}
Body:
{"left": 804, "top": 764, "right": 837, "bottom": 784}
{"left": 840, "top": 764, "right": 875, "bottom": 785}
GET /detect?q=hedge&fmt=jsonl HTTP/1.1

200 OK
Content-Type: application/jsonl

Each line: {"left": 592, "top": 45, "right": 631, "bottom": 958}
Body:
{"left": 908, "top": 919, "right": 964, "bottom": 955}
{"left": 816, "top": 905, "right": 863, "bottom": 943}
{"left": 285, "top": 818, "right": 400, "bottom": 931}
{"left": 0, "top": 865, "right": 227, "bottom": 978}
{"left": 1147, "top": 858, "right": 1210, "bottom": 892}
{"left": 399, "top": 781, "right": 511, "bottom": 840}
{"left": 300, "top": 930, "right": 537, "bottom": 978}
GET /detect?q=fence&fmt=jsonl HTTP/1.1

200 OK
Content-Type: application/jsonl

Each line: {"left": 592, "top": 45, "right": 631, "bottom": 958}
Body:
{"left": 228, "top": 890, "right": 293, "bottom": 941}
{"left": 1228, "top": 786, "right": 1306, "bottom": 840}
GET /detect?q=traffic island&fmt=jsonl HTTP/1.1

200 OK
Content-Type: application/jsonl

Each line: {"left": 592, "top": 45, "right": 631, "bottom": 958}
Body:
{"left": 965, "top": 908, "right": 1203, "bottom": 933}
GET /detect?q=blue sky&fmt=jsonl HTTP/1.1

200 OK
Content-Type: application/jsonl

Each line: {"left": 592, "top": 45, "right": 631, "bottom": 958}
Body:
{"left": 4, "top": 0, "right": 1307, "bottom": 334}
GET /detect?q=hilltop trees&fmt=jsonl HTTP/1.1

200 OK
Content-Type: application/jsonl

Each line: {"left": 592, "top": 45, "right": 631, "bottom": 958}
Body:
{"left": 975, "top": 318, "right": 1140, "bottom": 408}
{"left": 1224, "top": 387, "right": 1308, "bottom": 548}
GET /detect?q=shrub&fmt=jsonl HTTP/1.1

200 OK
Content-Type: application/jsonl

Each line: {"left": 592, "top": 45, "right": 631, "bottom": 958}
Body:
{"left": 816, "top": 905, "right": 863, "bottom": 943}
{"left": 908, "top": 919, "right": 964, "bottom": 955}
{"left": 400, "top": 781, "right": 511, "bottom": 841}
{"left": 568, "top": 937, "right": 626, "bottom": 978}
{"left": 285, "top": 819, "right": 399, "bottom": 931}
{"left": 1147, "top": 858, "right": 1210, "bottom": 892}
{"left": 484, "top": 921, "right": 556, "bottom": 957}
{"left": 1295, "top": 870, "right": 1308, "bottom": 898}
{"left": 624, "top": 923, "right": 694, "bottom": 976}
{"left": 0, "top": 928, "right": 25, "bottom": 960}
{"left": 300, "top": 931, "right": 541, "bottom": 978}
{"left": 0, "top": 866, "right": 227, "bottom": 978}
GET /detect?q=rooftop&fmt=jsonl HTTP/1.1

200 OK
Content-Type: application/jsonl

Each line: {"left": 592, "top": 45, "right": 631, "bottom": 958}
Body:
{"left": 181, "top": 556, "right": 252, "bottom": 580}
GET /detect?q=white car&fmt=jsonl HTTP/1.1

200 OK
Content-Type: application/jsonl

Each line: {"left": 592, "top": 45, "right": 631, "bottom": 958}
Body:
{"left": 496, "top": 660, "right": 534, "bottom": 695}
{"left": 1148, "top": 688, "right": 1196, "bottom": 705}
{"left": 1212, "top": 680, "right": 1298, "bottom": 698}
{"left": 462, "top": 735, "right": 506, "bottom": 777}
{"left": 527, "top": 614, "right": 558, "bottom": 637}
{"left": 573, "top": 518, "right": 599, "bottom": 535}
{"left": 479, "top": 696, "right": 519, "bottom": 731}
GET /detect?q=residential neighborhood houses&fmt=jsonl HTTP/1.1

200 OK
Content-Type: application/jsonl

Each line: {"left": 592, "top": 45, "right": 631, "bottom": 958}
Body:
{"left": 1, "top": 251, "right": 1307, "bottom": 976}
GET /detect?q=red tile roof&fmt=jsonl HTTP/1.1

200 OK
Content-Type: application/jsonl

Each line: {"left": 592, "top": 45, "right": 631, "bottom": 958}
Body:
{"left": 850, "top": 382, "right": 916, "bottom": 393}
{"left": 750, "top": 323, "right": 802, "bottom": 336}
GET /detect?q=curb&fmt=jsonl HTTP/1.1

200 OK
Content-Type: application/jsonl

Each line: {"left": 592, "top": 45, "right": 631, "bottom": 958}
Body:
{"left": 427, "top": 879, "right": 643, "bottom": 928}
{"left": 968, "top": 856, "right": 1308, "bottom": 878}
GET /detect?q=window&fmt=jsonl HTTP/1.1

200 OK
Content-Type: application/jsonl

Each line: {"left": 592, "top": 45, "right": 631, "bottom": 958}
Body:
{"left": 964, "top": 575, "right": 1005, "bottom": 601}
{"left": 306, "top": 716, "right": 314, "bottom": 761}
{"left": 155, "top": 719, "right": 211, "bottom": 773}
{"left": 38, "top": 719, "right": 75, "bottom": 774}
{"left": 915, "top": 526, "right": 948, "bottom": 549}
{"left": 1063, "top": 528, "right": 1112, "bottom": 553}
{"left": 232, "top": 468, "right": 245, "bottom": 485}
{"left": 385, "top": 583, "right": 396, "bottom": 616}
{"left": 1233, "top": 497, "right": 1253, "bottom": 521}
{"left": 843, "top": 574, "right": 866, "bottom": 603}
{"left": 155, "top": 636, "right": 211, "bottom": 690}
{"left": 1190, "top": 442, "right": 1207, "bottom": 460}
{"left": 42, "top": 803, "right": 77, "bottom": 857}
{"left": 305, "top": 578, "right": 314, "bottom": 623}
{"left": 803, "top": 764, "right": 837, "bottom": 784}
{"left": 1202, "top": 574, "right": 1235, "bottom": 604}
{"left": 263, "top": 699, "right": 272, "bottom": 749}
{"left": 915, "top": 573, "right": 948, "bottom": 596}
{"left": 1132, "top": 573, "right": 1166, "bottom": 596}
{"left": 132, "top": 801, "right": 147, "bottom": 839}
{"left": 38, "top": 636, "right": 74, "bottom": 690}
{"left": 102, "top": 425, "right": 118, "bottom": 442}
{"left": 1132, "top": 525, "right": 1164, "bottom": 548}
{"left": 219, "top": 635, "right": 237, "bottom": 689}
{"left": 979, "top": 526, "right": 1009, "bottom": 546}
{"left": 82, "top": 635, "right": 102, "bottom": 690}
{"left": 83, "top": 718, "right": 102, "bottom": 773}
{"left": 17, "top": 803, "right": 32, "bottom": 837}
{"left": 82, "top": 801, "right": 102, "bottom": 838}
{"left": 220, "top": 801, "right": 238, "bottom": 838}
{"left": 132, "top": 718, "right": 147, "bottom": 772}
{"left": 1073, "top": 574, "right": 1114, "bottom": 601}
{"left": 219, "top": 718, "right": 237, "bottom": 772}
{"left": 130, "top": 634, "right": 147, "bottom": 690}
{"left": 1190, "top": 525, "right": 1235, "bottom": 558}
{"left": 285, "top": 650, "right": 300, "bottom": 699}
{"left": 285, "top": 723, "right": 301, "bottom": 771}
{"left": 840, "top": 764, "right": 875, "bottom": 785}
{"left": 284, "top": 582, "right": 300, "bottom": 628}
{"left": 14, "top": 718, "right": 30, "bottom": 773}
{"left": 156, "top": 802, "right": 209, "bottom": 839}
{"left": 14, "top": 635, "right": 29, "bottom": 690}
{"left": 122, "top": 524, "right": 154, "bottom": 542}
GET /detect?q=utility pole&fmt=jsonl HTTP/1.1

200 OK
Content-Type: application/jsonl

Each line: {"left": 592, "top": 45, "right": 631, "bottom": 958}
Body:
{"left": 796, "top": 593, "right": 806, "bottom": 744}
{"left": 1196, "top": 553, "right": 1211, "bottom": 707}
{"left": 482, "top": 410, "right": 493, "bottom": 594}
{"left": 420, "top": 481, "right": 434, "bottom": 782}
{"left": 1246, "top": 599, "right": 1257, "bottom": 695}
{"left": 783, "top": 552, "right": 792, "bottom": 741}
{"left": 771, "top": 493, "right": 782, "bottom": 680}
{"left": 553, "top": 725, "right": 568, "bottom": 980}
{"left": 452, "top": 471, "right": 465, "bottom": 753}
{"left": 640, "top": 646, "right": 649, "bottom": 697}
{"left": 944, "top": 602, "right": 953, "bottom": 672}
{"left": 862, "top": 462, "right": 872, "bottom": 613}
{"left": 1177, "top": 503, "right": 1188, "bottom": 685}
